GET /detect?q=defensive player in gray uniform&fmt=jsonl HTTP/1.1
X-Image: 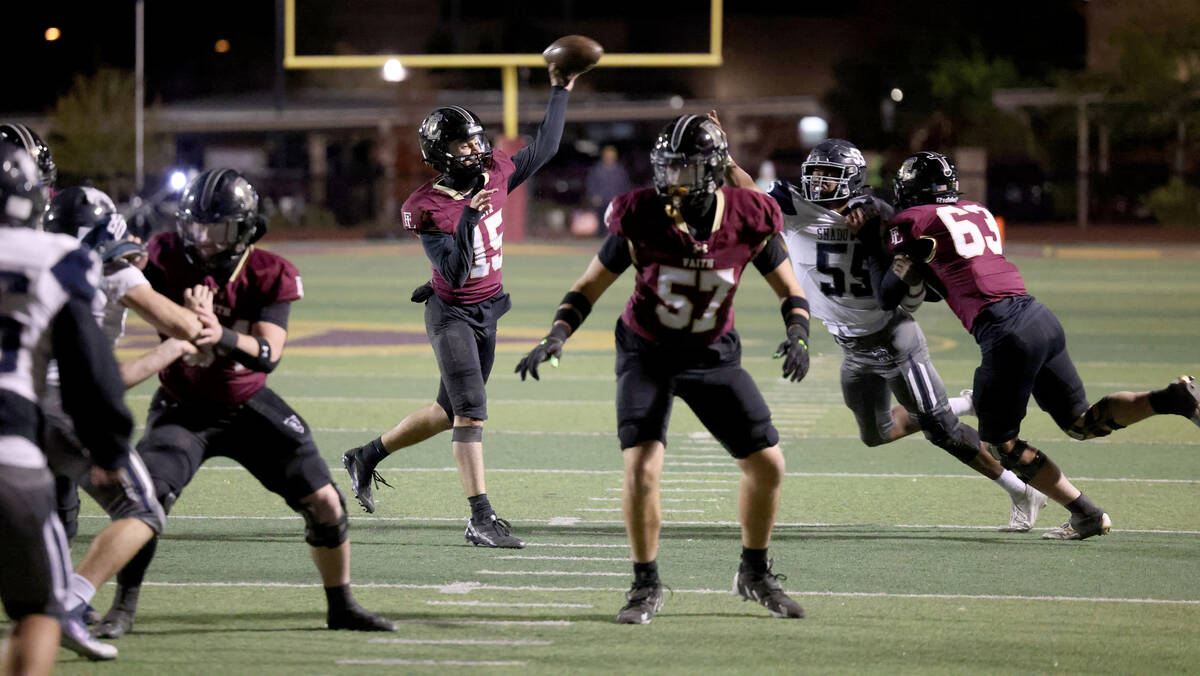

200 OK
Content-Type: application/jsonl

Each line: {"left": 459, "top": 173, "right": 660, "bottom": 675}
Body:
{"left": 0, "top": 145, "right": 134, "bottom": 675}
{"left": 39, "top": 186, "right": 215, "bottom": 657}
{"left": 718, "top": 124, "right": 1046, "bottom": 532}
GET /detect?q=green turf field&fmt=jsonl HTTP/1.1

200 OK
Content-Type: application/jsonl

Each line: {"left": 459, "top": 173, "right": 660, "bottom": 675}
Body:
{"left": 47, "top": 240, "right": 1200, "bottom": 674}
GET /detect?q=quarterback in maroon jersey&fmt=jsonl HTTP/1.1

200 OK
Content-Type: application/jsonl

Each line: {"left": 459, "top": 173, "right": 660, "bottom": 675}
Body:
{"left": 875, "top": 151, "right": 1200, "bottom": 541}
{"left": 341, "top": 62, "right": 587, "bottom": 549}
{"left": 98, "top": 169, "right": 394, "bottom": 637}
{"left": 516, "top": 115, "right": 812, "bottom": 623}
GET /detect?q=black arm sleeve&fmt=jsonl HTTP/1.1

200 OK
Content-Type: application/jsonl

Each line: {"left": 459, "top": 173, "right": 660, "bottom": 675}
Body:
{"left": 752, "top": 234, "right": 789, "bottom": 275}
{"left": 874, "top": 261, "right": 910, "bottom": 311}
{"left": 420, "top": 206, "right": 483, "bottom": 288}
{"left": 52, "top": 297, "right": 133, "bottom": 470}
{"left": 597, "top": 234, "right": 633, "bottom": 274}
{"left": 257, "top": 301, "right": 291, "bottom": 330}
{"left": 508, "top": 87, "right": 570, "bottom": 191}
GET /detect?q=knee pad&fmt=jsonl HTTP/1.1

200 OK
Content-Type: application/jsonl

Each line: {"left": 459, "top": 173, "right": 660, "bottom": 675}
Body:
{"left": 1066, "top": 396, "right": 1126, "bottom": 440}
{"left": 294, "top": 486, "right": 349, "bottom": 549}
{"left": 989, "top": 439, "right": 1049, "bottom": 483}
{"left": 919, "top": 413, "right": 980, "bottom": 464}
{"left": 451, "top": 426, "right": 483, "bottom": 443}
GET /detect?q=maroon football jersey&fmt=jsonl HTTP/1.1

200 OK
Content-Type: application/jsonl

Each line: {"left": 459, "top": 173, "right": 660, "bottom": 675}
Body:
{"left": 148, "top": 232, "right": 303, "bottom": 407}
{"left": 887, "top": 200, "right": 1026, "bottom": 331}
{"left": 401, "top": 148, "right": 516, "bottom": 305}
{"left": 605, "top": 186, "right": 782, "bottom": 347}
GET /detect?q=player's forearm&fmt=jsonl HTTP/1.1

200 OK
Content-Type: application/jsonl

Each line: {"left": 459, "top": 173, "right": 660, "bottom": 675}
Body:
{"left": 421, "top": 211, "right": 480, "bottom": 288}
{"left": 212, "top": 323, "right": 285, "bottom": 373}
{"left": 725, "top": 161, "right": 760, "bottom": 191}
{"left": 120, "top": 338, "right": 191, "bottom": 387}
{"left": 123, "top": 285, "right": 203, "bottom": 341}
{"left": 508, "top": 87, "right": 570, "bottom": 190}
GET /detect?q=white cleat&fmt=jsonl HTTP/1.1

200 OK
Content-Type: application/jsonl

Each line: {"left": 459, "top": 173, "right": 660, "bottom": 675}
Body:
{"left": 957, "top": 389, "right": 976, "bottom": 417}
{"left": 999, "top": 484, "right": 1047, "bottom": 532}
{"left": 1042, "top": 512, "right": 1112, "bottom": 541}
{"left": 61, "top": 614, "right": 118, "bottom": 661}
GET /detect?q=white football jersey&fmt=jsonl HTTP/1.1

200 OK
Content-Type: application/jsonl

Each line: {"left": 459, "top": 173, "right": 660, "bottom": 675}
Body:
{"left": 98, "top": 264, "right": 148, "bottom": 347}
{"left": 0, "top": 228, "right": 101, "bottom": 468}
{"left": 771, "top": 181, "right": 897, "bottom": 338}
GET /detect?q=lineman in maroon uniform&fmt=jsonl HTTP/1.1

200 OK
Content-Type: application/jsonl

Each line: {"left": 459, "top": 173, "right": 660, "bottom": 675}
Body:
{"left": 98, "top": 169, "right": 394, "bottom": 637}
{"left": 516, "top": 116, "right": 811, "bottom": 623}
{"left": 872, "top": 151, "right": 1200, "bottom": 540}
{"left": 341, "top": 62, "right": 585, "bottom": 548}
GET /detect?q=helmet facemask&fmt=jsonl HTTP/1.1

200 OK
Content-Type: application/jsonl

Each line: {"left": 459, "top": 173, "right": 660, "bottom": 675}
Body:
{"left": 800, "top": 160, "right": 860, "bottom": 204}
{"left": 181, "top": 215, "right": 258, "bottom": 276}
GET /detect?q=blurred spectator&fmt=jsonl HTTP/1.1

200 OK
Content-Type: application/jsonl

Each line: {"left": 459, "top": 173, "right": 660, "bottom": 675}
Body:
{"left": 755, "top": 160, "right": 777, "bottom": 191}
{"left": 584, "top": 145, "right": 632, "bottom": 236}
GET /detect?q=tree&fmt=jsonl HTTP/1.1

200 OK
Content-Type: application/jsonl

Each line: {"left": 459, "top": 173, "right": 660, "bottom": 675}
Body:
{"left": 50, "top": 68, "right": 174, "bottom": 198}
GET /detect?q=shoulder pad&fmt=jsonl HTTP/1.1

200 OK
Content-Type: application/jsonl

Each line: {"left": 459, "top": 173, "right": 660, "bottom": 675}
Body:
{"left": 767, "top": 180, "right": 798, "bottom": 216}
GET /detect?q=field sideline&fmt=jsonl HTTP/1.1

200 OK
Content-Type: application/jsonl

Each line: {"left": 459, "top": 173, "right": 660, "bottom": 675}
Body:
{"left": 40, "top": 239, "right": 1200, "bottom": 674}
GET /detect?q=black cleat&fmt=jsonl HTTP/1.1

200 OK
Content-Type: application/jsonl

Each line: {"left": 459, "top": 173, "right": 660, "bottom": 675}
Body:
{"left": 465, "top": 515, "right": 525, "bottom": 548}
{"left": 733, "top": 563, "right": 805, "bottom": 619}
{"left": 342, "top": 446, "right": 392, "bottom": 514}
{"left": 94, "top": 608, "right": 135, "bottom": 639}
{"left": 327, "top": 603, "right": 396, "bottom": 632}
{"left": 616, "top": 579, "right": 664, "bottom": 624}
{"left": 1042, "top": 511, "right": 1112, "bottom": 541}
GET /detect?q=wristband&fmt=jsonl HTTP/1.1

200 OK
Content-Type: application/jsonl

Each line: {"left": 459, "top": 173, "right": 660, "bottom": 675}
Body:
{"left": 780, "top": 295, "right": 809, "bottom": 320}
{"left": 214, "top": 326, "right": 238, "bottom": 356}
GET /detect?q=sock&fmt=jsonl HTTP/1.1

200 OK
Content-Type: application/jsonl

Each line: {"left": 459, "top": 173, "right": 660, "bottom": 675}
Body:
{"left": 324, "top": 584, "right": 355, "bottom": 613}
{"left": 66, "top": 573, "right": 96, "bottom": 613}
{"left": 992, "top": 470, "right": 1028, "bottom": 499}
{"left": 360, "top": 437, "right": 389, "bottom": 467}
{"left": 109, "top": 584, "right": 141, "bottom": 615}
{"left": 1065, "top": 493, "right": 1100, "bottom": 517}
{"left": 739, "top": 547, "right": 769, "bottom": 575}
{"left": 116, "top": 536, "right": 157, "bottom": 591}
{"left": 468, "top": 493, "right": 494, "bottom": 522}
{"left": 949, "top": 395, "right": 972, "bottom": 417}
{"left": 1149, "top": 383, "right": 1196, "bottom": 416}
{"left": 633, "top": 560, "right": 658, "bottom": 584}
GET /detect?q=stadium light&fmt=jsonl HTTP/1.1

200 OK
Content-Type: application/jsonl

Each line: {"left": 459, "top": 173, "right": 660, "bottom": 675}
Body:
{"left": 215, "top": 39, "right": 231, "bottom": 54}
{"left": 890, "top": 88, "right": 904, "bottom": 103}
{"left": 169, "top": 170, "right": 188, "bottom": 192}
{"left": 382, "top": 59, "right": 407, "bottom": 82}
{"left": 669, "top": 95, "right": 685, "bottom": 110}
{"left": 799, "top": 116, "right": 828, "bottom": 146}
{"left": 45, "top": 27, "right": 61, "bottom": 41}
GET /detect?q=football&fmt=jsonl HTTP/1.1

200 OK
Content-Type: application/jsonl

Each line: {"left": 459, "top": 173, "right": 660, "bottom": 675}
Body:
{"left": 542, "top": 35, "right": 604, "bottom": 77}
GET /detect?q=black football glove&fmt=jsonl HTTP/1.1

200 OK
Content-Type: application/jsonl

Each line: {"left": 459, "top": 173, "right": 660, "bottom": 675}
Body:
{"left": 515, "top": 324, "right": 570, "bottom": 381}
{"left": 410, "top": 281, "right": 434, "bottom": 303}
{"left": 774, "top": 320, "right": 810, "bottom": 383}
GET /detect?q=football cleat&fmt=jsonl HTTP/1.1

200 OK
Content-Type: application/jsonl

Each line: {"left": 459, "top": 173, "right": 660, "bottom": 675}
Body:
{"left": 1172, "top": 376, "right": 1200, "bottom": 429}
{"left": 94, "top": 608, "right": 135, "bottom": 639}
{"left": 61, "top": 609, "right": 118, "bottom": 661}
{"left": 465, "top": 515, "right": 525, "bottom": 549}
{"left": 999, "top": 484, "right": 1048, "bottom": 532}
{"left": 327, "top": 603, "right": 396, "bottom": 632}
{"left": 616, "top": 580, "right": 665, "bottom": 625}
{"left": 342, "top": 446, "right": 392, "bottom": 514}
{"left": 959, "top": 389, "right": 976, "bottom": 417}
{"left": 1042, "top": 511, "right": 1112, "bottom": 541}
{"left": 733, "top": 563, "right": 805, "bottom": 619}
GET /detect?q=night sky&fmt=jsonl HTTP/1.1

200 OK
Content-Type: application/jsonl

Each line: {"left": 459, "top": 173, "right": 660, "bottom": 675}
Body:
{"left": 6, "top": 1, "right": 1087, "bottom": 114}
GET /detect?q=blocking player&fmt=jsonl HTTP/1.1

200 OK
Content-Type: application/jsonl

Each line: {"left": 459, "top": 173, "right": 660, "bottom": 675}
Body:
{"left": 716, "top": 125, "right": 1047, "bottom": 532}
{"left": 875, "top": 151, "right": 1200, "bottom": 540}
{"left": 40, "top": 186, "right": 215, "bottom": 658}
{"left": 341, "top": 61, "right": 585, "bottom": 548}
{"left": 0, "top": 145, "right": 133, "bottom": 674}
{"left": 516, "top": 115, "right": 811, "bottom": 623}
{"left": 98, "top": 169, "right": 394, "bottom": 637}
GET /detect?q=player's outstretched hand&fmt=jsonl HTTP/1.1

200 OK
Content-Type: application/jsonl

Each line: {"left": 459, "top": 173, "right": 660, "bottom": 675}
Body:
{"left": 774, "top": 324, "right": 810, "bottom": 383}
{"left": 515, "top": 326, "right": 569, "bottom": 381}
{"left": 891, "top": 254, "right": 922, "bottom": 286}
{"left": 548, "top": 63, "right": 580, "bottom": 91}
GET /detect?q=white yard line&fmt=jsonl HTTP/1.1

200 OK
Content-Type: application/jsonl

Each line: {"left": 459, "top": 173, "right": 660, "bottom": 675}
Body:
{"left": 338, "top": 658, "right": 529, "bottom": 667}
{"left": 370, "top": 637, "right": 552, "bottom": 645}
{"left": 494, "top": 555, "right": 627, "bottom": 562}
{"left": 133, "top": 581, "right": 1200, "bottom": 605}
{"left": 76, "top": 514, "right": 1200, "bottom": 535}
{"left": 425, "top": 600, "right": 591, "bottom": 609}
{"left": 476, "top": 570, "right": 629, "bottom": 577}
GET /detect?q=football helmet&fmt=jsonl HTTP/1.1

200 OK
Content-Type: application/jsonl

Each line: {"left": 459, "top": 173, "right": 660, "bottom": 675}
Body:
{"left": 176, "top": 168, "right": 266, "bottom": 278}
{"left": 0, "top": 144, "right": 48, "bottom": 229}
{"left": 894, "top": 151, "right": 960, "bottom": 210}
{"left": 0, "top": 123, "right": 57, "bottom": 189}
{"left": 418, "top": 107, "right": 493, "bottom": 182}
{"left": 799, "top": 138, "right": 866, "bottom": 204}
{"left": 45, "top": 186, "right": 144, "bottom": 263}
{"left": 650, "top": 114, "right": 729, "bottom": 212}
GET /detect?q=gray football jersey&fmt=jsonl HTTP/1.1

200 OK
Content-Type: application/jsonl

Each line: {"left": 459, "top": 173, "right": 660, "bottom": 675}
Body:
{"left": 0, "top": 228, "right": 101, "bottom": 467}
{"left": 771, "top": 180, "right": 897, "bottom": 337}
